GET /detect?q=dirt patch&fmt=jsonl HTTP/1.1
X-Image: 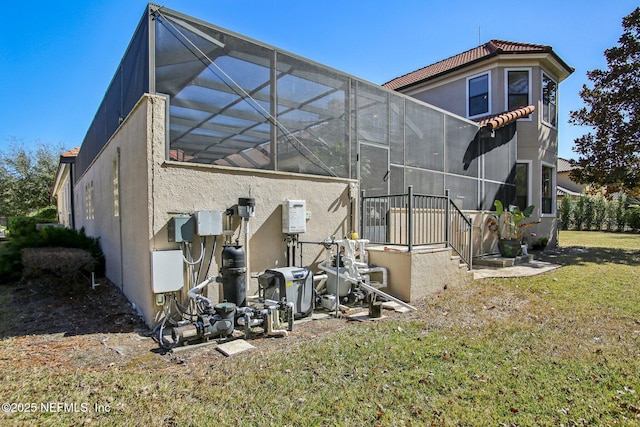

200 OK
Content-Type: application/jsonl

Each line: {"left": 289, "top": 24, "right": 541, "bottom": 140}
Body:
{"left": 0, "top": 277, "right": 421, "bottom": 371}
{"left": 0, "top": 254, "right": 549, "bottom": 371}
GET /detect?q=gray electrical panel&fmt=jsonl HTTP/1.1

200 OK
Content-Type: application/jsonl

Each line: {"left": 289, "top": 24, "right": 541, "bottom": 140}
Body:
{"left": 151, "top": 250, "right": 184, "bottom": 293}
{"left": 194, "top": 210, "right": 223, "bottom": 236}
{"left": 168, "top": 215, "right": 194, "bottom": 243}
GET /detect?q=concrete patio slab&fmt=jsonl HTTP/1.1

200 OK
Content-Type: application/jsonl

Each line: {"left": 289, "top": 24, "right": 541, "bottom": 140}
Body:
{"left": 473, "top": 259, "right": 561, "bottom": 280}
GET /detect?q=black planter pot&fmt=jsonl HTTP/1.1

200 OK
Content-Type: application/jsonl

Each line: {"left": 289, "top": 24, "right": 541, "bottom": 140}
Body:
{"left": 498, "top": 238, "right": 521, "bottom": 258}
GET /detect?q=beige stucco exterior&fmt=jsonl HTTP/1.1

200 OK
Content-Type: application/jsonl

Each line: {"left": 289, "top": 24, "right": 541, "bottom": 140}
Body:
{"left": 53, "top": 163, "right": 74, "bottom": 228}
{"left": 398, "top": 55, "right": 570, "bottom": 249}
{"left": 368, "top": 246, "right": 472, "bottom": 303}
{"left": 73, "top": 94, "right": 355, "bottom": 325}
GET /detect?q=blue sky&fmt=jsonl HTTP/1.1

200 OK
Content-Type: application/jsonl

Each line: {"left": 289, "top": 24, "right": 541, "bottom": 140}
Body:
{"left": 0, "top": 0, "right": 637, "bottom": 160}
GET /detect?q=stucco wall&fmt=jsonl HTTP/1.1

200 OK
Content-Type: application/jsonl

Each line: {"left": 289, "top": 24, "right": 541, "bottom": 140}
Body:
{"left": 368, "top": 247, "right": 471, "bottom": 303}
{"left": 75, "top": 94, "right": 355, "bottom": 326}
{"left": 74, "top": 96, "right": 153, "bottom": 320}
{"left": 148, "top": 97, "right": 355, "bottom": 318}
{"left": 54, "top": 166, "right": 73, "bottom": 228}
{"left": 405, "top": 62, "right": 561, "bottom": 249}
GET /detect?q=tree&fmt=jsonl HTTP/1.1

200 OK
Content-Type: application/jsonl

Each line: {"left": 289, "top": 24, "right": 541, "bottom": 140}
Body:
{"left": 0, "top": 139, "right": 63, "bottom": 217}
{"left": 569, "top": 7, "right": 640, "bottom": 196}
{"left": 558, "top": 196, "right": 573, "bottom": 230}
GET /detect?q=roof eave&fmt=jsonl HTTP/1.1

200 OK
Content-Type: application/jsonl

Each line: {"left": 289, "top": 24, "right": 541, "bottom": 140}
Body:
{"left": 390, "top": 48, "right": 574, "bottom": 91}
{"left": 393, "top": 51, "right": 501, "bottom": 92}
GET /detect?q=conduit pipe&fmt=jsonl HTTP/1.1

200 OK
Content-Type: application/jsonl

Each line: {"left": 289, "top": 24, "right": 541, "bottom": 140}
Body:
{"left": 317, "top": 260, "right": 415, "bottom": 311}
{"left": 187, "top": 276, "right": 216, "bottom": 310}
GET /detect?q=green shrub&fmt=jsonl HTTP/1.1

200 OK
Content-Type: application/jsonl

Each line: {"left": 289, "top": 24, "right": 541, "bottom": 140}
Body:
{"left": 0, "top": 226, "right": 104, "bottom": 284}
{"left": 583, "top": 196, "right": 595, "bottom": 230}
{"left": 626, "top": 205, "right": 640, "bottom": 231}
{"left": 605, "top": 198, "right": 618, "bottom": 231}
{"left": 558, "top": 197, "right": 573, "bottom": 230}
{"left": 593, "top": 195, "right": 607, "bottom": 231}
{"left": 616, "top": 194, "right": 628, "bottom": 231}
{"left": 40, "top": 227, "right": 104, "bottom": 274}
{"left": 574, "top": 196, "right": 586, "bottom": 230}
{"left": 8, "top": 216, "right": 38, "bottom": 238}
{"left": 33, "top": 205, "right": 58, "bottom": 224}
{"left": 531, "top": 237, "right": 549, "bottom": 250}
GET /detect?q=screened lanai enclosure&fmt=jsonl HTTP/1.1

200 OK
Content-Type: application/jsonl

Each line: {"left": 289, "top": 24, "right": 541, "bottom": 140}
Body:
{"left": 76, "top": 3, "right": 516, "bottom": 211}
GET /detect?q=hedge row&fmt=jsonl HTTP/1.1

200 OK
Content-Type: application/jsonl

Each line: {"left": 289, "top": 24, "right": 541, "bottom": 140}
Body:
{"left": 0, "top": 226, "right": 104, "bottom": 284}
{"left": 558, "top": 193, "right": 640, "bottom": 231}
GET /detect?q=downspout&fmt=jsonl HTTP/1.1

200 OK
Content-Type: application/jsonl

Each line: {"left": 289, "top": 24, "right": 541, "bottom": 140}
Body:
{"left": 117, "top": 147, "right": 124, "bottom": 292}
{"left": 69, "top": 161, "right": 76, "bottom": 229}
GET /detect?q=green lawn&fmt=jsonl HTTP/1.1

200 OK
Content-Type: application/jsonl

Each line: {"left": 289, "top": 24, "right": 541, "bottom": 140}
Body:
{"left": 0, "top": 231, "right": 639, "bottom": 426}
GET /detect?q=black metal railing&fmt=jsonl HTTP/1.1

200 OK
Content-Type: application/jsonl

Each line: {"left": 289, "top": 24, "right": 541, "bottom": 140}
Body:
{"left": 361, "top": 186, "right": 473, "bottom": 269}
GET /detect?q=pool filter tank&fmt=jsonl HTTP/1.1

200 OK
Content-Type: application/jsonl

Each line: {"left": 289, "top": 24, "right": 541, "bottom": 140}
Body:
{"left": 259, "top": 267, "right": 313, "bottom": 319}
{"left": 220, "top": 244, "right": 246, "bottom": 307}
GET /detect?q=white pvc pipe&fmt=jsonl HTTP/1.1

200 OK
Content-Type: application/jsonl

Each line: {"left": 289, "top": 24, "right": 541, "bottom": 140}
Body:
{"left": 187, "top": 276, "right": 216, "bottom": 300}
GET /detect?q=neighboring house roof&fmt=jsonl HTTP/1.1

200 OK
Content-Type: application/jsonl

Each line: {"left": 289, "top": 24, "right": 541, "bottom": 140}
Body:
{"left": 475, "top": 105, "right": 535, "bottom": 130}
{"left": 52, "top": 147, "right": 79, "bottom": 198}
{"left": 383, "top": 39, "right": 574, "bottom": 91}
{"left": 60, "top": 147, "right": 79, "bottom": 164}
{"left": 61, "top": 148, "right": 80, "bottom": 157}
{"left": 557, "top": 157, "right": 576, "bottom": 173}
{"left": 557, "top": 185, "right": 581, "bottom": 198}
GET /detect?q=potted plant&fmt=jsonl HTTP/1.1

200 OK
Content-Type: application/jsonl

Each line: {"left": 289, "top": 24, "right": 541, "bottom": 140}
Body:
{"left": 487, "top": 200, "right": 540, "bottom": 258}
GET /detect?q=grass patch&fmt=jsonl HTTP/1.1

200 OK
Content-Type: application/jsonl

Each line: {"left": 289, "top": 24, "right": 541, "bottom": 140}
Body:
{"left": 0, "top": 231, "right": 639, "bottom": 425}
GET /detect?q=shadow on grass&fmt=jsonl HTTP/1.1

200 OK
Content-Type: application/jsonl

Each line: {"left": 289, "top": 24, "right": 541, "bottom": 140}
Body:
{"left": 0, "top": 278, "right": 148, "bottom": 340}
{"left": 537, "top": 246, "right": 640, "bottom": 267}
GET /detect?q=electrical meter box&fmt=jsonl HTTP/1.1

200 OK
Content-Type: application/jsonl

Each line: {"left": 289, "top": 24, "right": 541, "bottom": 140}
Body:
{"left": 151, "top": 250, "right": 184, "bottom": 293}
{"left": 168, "top": 215, "right": 194, "bottom": 243}
{"left": 282, "top": 200, "right": 306, "bottom": 234}
{"left": 194, "top": 210, "right": 223, "bottom": 236}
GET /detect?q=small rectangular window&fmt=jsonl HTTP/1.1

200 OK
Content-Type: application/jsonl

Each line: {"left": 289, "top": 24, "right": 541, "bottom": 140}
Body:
{"left": 113, "top": 158, "right": 119, "bottom": 217}
{"left": 542, "top": 73, "right": 557, "bottom": 127}
{"left": 507, "top": 70, "right": 529, "bottom": 111}
{"left": 85, "top": 181, "right": 94, "bottom": 220}
{"left": 468, "top": 73, "right": 489, "bottom": 117}
{"left": 515, "top": 162, "right": 529, "bottom": 210}
{"left": 542, "top": 165, "right": 554, "bottom": 214}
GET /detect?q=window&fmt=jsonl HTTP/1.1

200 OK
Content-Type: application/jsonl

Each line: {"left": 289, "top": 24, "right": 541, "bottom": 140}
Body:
{"left": 468, "top": 72, "right": 490, "bottom": 117}
{"left": 542, "top": 73, "right": 557, "bottom": 127}
{"left": 515, "top": 162, "right": 529, "bottom": 210}
{"left": 113, "top": 158, "right": 119, "bottom": 217}
{"left": 506, "top": 69, "right": 530, "bottom": 111}
{"left": 85, "top": 181, "right": 94, "bottom": 220}
{"left": 541, "top": 164, "right": 554, "bottom": 214}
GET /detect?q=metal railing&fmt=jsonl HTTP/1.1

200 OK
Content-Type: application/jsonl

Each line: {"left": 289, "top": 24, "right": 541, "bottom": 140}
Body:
{"left": 361, "top": 186, "right": 473, "bottom": 269}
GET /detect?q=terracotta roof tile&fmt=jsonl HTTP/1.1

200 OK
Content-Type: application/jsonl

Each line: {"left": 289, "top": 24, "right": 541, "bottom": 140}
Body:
{"left": 383, "top": 40, "right": 570, "bottom": 91}
{"left": 475, "top": 105, "right": 535, "bottom": 130}
{"left": 61, "top": 147, "right": 79, "bottom": 158}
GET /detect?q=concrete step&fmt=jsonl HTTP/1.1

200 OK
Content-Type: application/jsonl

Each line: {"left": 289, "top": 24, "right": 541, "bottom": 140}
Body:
{"left": 450, "top": 253, "right": 470, "bottom": 269}
{"left": 473, "top": 254, "right": 534, "bottom": 268}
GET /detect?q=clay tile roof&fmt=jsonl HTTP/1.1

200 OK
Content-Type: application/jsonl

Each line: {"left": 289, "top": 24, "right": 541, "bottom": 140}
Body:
{"left": 383, "top": 40, "right": 571, "bottom": 91}
{"left": 475, "top": 105, "right": 535, "bottom": 130}
{"left": 61, "top": 147, "right": 80, "bottom": 158}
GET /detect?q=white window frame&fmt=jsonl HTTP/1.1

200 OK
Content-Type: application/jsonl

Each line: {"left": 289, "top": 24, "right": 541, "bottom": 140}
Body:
{"left": 504, "top": 68, "right": 532, "bottom": 120}
{"left": 541, "top": 161, "right": 556, "bottom": 217}
{"left": 466, "top": 70, "right": 491, "bottom": 119}
{"left": 541, "top": 71, "right": 558, "bottom": 128}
